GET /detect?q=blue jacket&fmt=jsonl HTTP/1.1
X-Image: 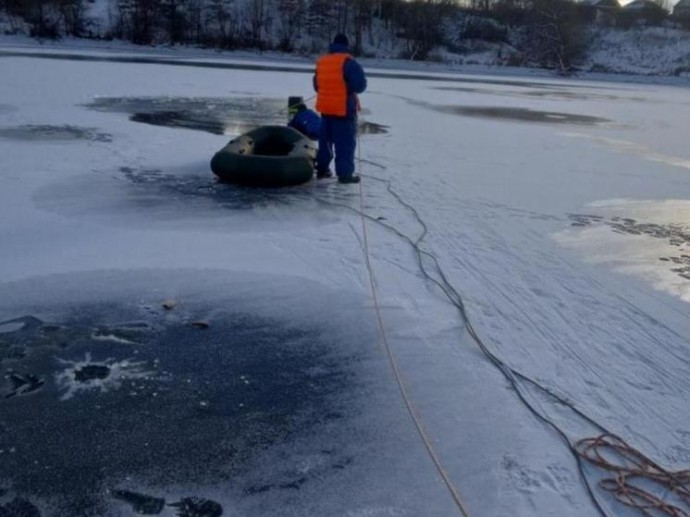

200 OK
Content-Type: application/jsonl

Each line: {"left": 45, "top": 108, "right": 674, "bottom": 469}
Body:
{"left": 313, "top": 42, "right": 367, "bottom": 119}
{"left": 288, "top": 109, "right": 321, "bottom": 140}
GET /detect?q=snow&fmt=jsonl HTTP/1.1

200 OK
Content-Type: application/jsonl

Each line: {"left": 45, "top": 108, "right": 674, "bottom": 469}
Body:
{"left": 0, "top": 41, "right": 689, "bottom": 516}
{"left": 585, "top": 26, "right": 690, "bottom": 76}
{"left": 556, "top": 199, "right": 690, "bottom": 301}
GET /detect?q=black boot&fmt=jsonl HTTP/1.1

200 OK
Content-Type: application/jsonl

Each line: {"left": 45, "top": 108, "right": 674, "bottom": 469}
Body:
{"left": 316, "top": 169, "right": 333, "bottom": 179}
{"left": 338, "top": 175, "right": 361, "bottom": 184}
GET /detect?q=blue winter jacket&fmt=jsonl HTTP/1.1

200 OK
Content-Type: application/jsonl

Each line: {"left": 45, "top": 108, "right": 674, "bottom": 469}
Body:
{"left": 288, "top": 109, "right": 322, "bottom": 140}
{"left": 313, "top": 42, "right": 367, "bottom": 119}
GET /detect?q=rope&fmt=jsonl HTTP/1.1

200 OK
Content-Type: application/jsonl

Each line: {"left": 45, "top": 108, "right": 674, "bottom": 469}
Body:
{"left": 576, "top": 434, "right": 690, "bottom": 517}
{"left": 317, "top": 171, "right": 615, "bottom": 515}
{"left": 267, "top": 94, "right": 317, "bottom": 120}
{"left": 306, "top": 96, "right": 688, "bottom": 517}
{"left": 355, "top": 132, "right": 473, "bottom": 517}
{"left": 346, "top": 172, "right": 690, "bottom": 517}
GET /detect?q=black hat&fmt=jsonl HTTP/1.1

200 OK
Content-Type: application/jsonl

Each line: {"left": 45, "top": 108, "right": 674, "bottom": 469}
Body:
{"left": 333, "top": 33, "right": 349, "bottom": 47}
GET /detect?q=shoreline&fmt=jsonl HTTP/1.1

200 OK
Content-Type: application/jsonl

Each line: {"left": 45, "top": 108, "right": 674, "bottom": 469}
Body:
{"left": 2, "top": 34, "right": 689, "bottom": 89}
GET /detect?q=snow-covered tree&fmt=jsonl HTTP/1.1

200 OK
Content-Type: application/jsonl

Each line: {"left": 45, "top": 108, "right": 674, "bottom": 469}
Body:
{"left": 276, "top": 0, "right": 305, "bottom": 50}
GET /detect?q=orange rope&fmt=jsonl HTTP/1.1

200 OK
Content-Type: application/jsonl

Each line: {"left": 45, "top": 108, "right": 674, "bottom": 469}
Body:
{"left": 355, "top": 134, "right": 472, "bottom": 517}
{"left": 576, "top": 434, "right": 690, "bottom": 517}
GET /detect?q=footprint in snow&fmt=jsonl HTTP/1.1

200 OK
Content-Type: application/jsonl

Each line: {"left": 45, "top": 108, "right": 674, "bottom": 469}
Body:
{"left": 111, "top": 490, "right": 165, "bottom": 515}
{"left": 112, "top": 490, "right": 222, "bottom": 517}
{"left": 3, "top": 372, "right": 44, "bottom": 399}
{"left": 170, "top": 497, "right": 223, "bottom": 517}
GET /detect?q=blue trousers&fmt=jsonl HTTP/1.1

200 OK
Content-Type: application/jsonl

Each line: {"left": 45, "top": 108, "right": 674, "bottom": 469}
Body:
{"left": 316, "top": 116, "right": 357, "bottom": 178}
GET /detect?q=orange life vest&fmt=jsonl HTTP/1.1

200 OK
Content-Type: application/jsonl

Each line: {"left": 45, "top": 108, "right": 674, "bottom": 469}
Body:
{"left": 315, "top": 53, "right": 352, "bottom": 117}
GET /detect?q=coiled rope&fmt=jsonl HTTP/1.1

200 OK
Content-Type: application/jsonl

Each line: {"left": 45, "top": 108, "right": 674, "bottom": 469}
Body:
{"left": 576, "top": 434, "right": 690, "bottom": 517}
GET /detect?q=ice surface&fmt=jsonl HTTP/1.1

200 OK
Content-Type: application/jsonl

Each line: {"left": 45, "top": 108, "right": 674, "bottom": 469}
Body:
{"left": 0, "top": 43, "right": 689, "bottom": 516}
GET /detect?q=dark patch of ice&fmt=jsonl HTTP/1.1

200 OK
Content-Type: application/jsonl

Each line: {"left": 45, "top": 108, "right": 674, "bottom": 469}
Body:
{"left": 33, "top": 164, "right": 355, "bottom": 232}
{"left": 0, "top": 315, "right": 153, "bottom": 364}
{"left": 433, "top": 85, "right": 648, "bottom": 103}
{"left": 86, "top": 96, "right": 388, "bottom": 137}
{"left": 111, "top": 489, "right": 165, "bottom": 514}
{"left": 438, "top": 106, "right": 610, "bottom": 126}
{"left": 4, "top": 373, "right": 44, "bottom": 398}
{"left": 358, "top": 121, "right": 389, "bottom": 135}
{"left": 86, "top": 96, "right": 285, "bottom": 136}
{"left": 117, "top": 165, "right": 327, "bottom": 210}
{"left": 0, "top": 498, "right": 41, "bottom": 517}
{"left": 0, "top": 125, "right": 112, "bottom": 142}
{"left": 169, "top": 497, "right": 223, "bottom": 517}
{"left": 0, "top": 270, "right": 369, "bottom": 515}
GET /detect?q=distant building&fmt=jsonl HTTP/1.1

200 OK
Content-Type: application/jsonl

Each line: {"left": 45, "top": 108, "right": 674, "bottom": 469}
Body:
{"left": 581, "top": 0, "right": 620, "bottom": 9}
{"left": 673, "top": 0, "right": 690, "bottom": 20}
{"left": 621, "top": 0, "right": 668, "bottom": 24}
{"left": 580, "top": 0, "right": 621, "bottom": 24}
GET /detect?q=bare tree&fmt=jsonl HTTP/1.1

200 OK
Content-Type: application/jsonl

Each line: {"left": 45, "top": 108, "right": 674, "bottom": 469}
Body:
{"left": 20, "top": 0, "right": 62, "bottom": 38}
{"left": 276, "top": 0, "right": 304, "bottom": 50}
{"left": 520, "top": 0, "right": 586, "bottom": 72}
{"left": 247, "top": 0, "right": 267, "bottom": 48}
{"left": 650, "top": 0, "right": 671, "bottom": 12}
{"left": 397, "top": 0, "right": 455, "bottom": 60}
{"left": 207, "top": 0, "right": 238, "bottom": 47}
{"left": 160, "top": 0, "right": 188, "bottom": 43}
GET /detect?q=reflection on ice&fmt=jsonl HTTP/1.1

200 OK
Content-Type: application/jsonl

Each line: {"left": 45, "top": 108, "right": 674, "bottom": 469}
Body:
{"left": 562, "top": 133, "right": 690, "bottom": 170}
{"left": 557, "top": 199, "right": 690, "bottom": 301}
{"left": 32, "top": 165, "right": 358, "bottom": 231}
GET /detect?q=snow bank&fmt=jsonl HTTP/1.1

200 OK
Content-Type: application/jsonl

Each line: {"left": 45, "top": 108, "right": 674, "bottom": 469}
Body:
{"left": 584, "top": 26, "right": 690, "bottom": 76}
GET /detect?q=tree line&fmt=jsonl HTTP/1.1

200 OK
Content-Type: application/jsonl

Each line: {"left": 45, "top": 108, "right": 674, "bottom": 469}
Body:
{"left": 0, "top": 0, "right": 684, "bottom": 71}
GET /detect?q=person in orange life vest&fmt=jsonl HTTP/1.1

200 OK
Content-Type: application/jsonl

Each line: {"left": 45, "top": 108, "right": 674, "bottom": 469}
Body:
{"left": 313, "top": 33, "right": 367, "bottom": 184}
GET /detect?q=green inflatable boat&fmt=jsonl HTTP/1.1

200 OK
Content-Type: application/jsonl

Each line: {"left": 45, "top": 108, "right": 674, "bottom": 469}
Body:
{"left": 211, "top": 125, "right": 317, "bottom": 187}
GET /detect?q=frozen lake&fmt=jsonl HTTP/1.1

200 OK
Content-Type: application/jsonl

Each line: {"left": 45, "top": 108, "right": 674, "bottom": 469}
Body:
{"left": 0, "top": 46, "right": 689, "bottom": 516}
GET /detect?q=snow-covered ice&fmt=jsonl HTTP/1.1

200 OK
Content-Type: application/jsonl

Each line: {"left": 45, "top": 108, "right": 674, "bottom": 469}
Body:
{"left": 0, "top": 43, "right": 689, "bottom": 516}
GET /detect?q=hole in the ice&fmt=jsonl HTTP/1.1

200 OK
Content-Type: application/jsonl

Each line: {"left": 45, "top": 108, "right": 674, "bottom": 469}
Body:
{"left": 86, "top": 96, "right": 285, "bottom": 136}
{"left": 74, "top": 364, "right": 111, "bottom": 383}
{"left": 85, "top": 96, "right": 389, "bottom": 137}
{"left": 358, "top": 120, "right": 389, "bottom": 135}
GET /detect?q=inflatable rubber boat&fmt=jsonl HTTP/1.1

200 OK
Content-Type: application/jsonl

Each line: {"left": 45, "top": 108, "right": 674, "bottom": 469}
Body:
{"left": 210, "top": 126, "right": 317, "bottom": 187}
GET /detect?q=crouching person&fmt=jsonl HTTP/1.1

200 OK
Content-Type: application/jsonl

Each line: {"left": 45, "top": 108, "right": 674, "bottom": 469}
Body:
{"left": 288, "top": 103, "right": 321, "bottom": 141}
